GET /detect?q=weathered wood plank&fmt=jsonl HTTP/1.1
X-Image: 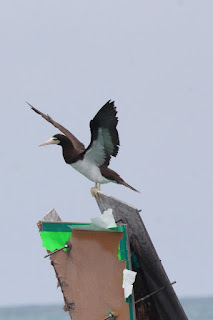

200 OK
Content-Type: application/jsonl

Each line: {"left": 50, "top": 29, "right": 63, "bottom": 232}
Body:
{"left": 95, "top": 191, "right": 188, "bottom": 320}
{"left": 38, "top": 208, "right": 62, "bottom": 231}
{"left": 40, "top": 208, "right": 62, "bottom": 222}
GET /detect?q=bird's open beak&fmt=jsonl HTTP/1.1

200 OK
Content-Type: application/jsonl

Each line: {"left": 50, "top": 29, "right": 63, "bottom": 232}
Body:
{"left": 39, "top": 137, "right": 55, "bottom": 147}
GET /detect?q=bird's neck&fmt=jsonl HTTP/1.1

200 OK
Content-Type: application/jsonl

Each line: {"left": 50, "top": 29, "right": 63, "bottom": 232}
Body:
{"left": 61, "top": 139, "right": 81, "bottom": 164}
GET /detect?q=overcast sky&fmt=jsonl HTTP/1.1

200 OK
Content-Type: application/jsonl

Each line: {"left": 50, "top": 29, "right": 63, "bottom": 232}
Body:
{"left": 0, "top": 0, "right": 212, "bottom": 307}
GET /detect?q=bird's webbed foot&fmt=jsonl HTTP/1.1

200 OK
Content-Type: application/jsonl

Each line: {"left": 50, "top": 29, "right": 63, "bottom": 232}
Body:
{"left": 90, "top": 183, "right": 101, "bottom": 198}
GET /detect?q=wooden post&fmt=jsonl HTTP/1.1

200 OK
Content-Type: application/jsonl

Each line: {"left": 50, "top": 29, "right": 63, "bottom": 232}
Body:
{"left": 38, "top": 193, "right": 188, "bottom": 320}
{"left": 95, "top": 191, "right": 188, "bottom": 320}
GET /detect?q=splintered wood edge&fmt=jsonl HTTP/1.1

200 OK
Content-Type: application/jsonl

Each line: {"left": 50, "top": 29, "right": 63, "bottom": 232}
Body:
{"left": 95, "top": 190, "right": 141, "bottom": 212}
{"left": 37, "top": 208, "right": 62, "bottom": 231}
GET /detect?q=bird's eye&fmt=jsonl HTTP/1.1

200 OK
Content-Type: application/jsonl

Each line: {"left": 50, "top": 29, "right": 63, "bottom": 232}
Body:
{"left": 53, "top": 138, "right": 58, "bottom": 141}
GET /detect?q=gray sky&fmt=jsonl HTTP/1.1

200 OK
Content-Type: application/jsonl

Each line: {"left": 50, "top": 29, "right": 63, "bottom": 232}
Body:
{"left": 0, "top": 0, "right": 212, "bottom": 307}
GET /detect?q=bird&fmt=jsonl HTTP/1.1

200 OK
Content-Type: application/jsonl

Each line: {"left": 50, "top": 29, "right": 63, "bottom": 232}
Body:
{"left": 29, "top": 100, "right": 139, "bottom": 196}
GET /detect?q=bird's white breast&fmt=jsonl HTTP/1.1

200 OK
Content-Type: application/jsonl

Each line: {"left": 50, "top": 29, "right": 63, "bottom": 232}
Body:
{"left": 70, "top": 159, "right": 109, "bottom": 184}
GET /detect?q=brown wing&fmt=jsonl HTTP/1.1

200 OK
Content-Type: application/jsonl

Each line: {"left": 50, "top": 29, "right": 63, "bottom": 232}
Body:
{"left": 83, "top": 100, "right": 120, "bottom": 167}
{"left": 28, "top": 102, "right": 85, "bottom": 152}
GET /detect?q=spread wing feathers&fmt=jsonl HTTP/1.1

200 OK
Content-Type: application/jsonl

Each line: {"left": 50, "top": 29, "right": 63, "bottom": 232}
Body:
{"left": 84, "top": 100, "right": 120, "bottom": 167}
{"left": 28, "top": 102, "right": 85, "bottom": 152}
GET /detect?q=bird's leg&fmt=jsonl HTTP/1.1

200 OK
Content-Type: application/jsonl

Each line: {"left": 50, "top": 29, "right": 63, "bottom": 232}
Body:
{"left": 90, "top": 182, "right": 100, "bottom": 198}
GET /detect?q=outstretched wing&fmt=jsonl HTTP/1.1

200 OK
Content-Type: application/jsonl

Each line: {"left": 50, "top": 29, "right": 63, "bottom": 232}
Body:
{"left": 83, "top": 100, "right": 120, "bottom": 167}
{"left": 28, "top": 102, "right": 85, "bottom": 152}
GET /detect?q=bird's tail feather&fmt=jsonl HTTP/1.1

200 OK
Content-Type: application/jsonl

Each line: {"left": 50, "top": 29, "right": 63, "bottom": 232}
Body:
{"left": 100, "top": 166, "right": 139, "bottom": 192}
{"left": 120, "top": 180, "right": 139, "bottom": 193}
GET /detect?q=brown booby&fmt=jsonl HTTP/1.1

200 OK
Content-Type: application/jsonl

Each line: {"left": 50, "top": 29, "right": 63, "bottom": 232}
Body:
{"left": 29, "top": 100, "right": 139, "bottom": 196}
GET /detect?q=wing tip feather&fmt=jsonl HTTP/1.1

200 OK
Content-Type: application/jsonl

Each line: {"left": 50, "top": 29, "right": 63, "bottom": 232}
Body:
{"left": 26, "top": 101, "right": 41, "bottom": 115}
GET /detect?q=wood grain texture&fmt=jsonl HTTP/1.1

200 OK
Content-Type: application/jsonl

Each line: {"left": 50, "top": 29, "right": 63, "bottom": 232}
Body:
{"left": 50, "top": 230, "right": 130, "bottom": 320}
{"left": 38, "top": 208, "right": 62, "bottom": 231}
{"left": 95, "top": 191, "right": 188, "bottom": 320}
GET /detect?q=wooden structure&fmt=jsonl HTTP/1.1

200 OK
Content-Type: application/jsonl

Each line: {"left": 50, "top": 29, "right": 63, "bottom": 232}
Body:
{"left": 95, "top": 191, "right": 188, "bottom": 320}
{"left": 38, "top": 191, "right": 188, "bottom": 320}
{"left": 39, "top": 220, "right": 135, "bottom": 319}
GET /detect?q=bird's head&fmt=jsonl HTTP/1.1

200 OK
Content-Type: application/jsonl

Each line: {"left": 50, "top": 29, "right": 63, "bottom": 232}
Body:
{"left": 39, "top": 134, "right": 64, "bottom": 147}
